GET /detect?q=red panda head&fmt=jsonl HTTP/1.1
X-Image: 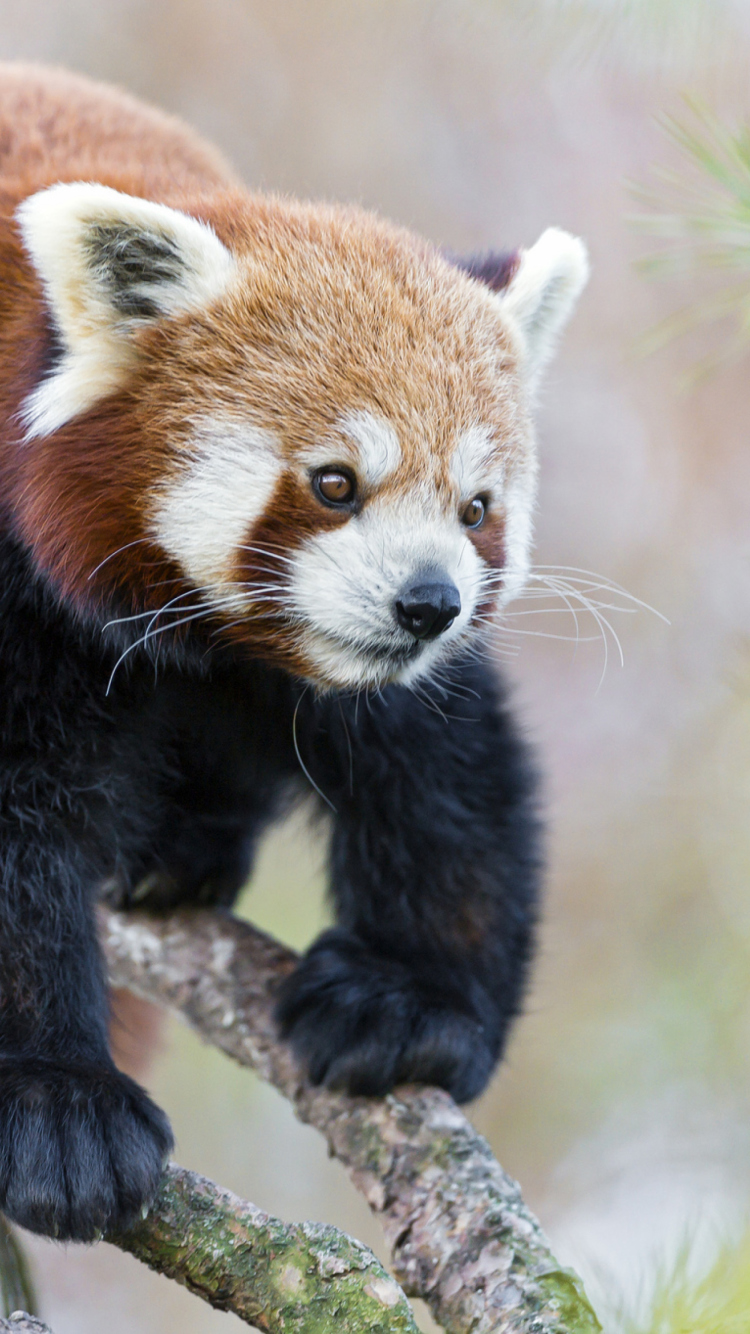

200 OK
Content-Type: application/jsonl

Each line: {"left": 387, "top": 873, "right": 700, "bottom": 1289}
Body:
{"left": 14, "top": 184, "right": 588, "bottom": 690}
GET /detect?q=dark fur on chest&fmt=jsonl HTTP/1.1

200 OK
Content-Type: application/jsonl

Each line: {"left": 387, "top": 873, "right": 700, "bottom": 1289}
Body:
{"left": 0, "top": 530, "right": 542, "bottom": 1241}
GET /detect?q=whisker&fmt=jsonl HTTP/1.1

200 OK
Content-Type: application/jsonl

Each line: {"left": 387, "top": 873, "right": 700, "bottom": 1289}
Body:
{"left": 101, "top": 587, "right": 248, "bottom": 633}
{"left": 407, "top": 679, "right": 468, "bottom": 723}
{"left": 536, "top": 577, "right": 622, "bottom": 683}
{"left": 528, "top": 565, "right": 670, "bottom": 622}
{"left": 337, "top": 698, "right": 355, "bottom": 798}
{"left": 237, "top": 543, "right": 297, "bottom": 567}
{"left": 500, "top": 602, "right": 637, "bottom": 617}
{"left": 293, "top": 688, "right": 337, "bottom": 813}
{"left": 489, "top": 624, "right": 603, "bottom": 643}
{"left": 523, "top": 580, "right": 587, "bottom": 652}
{"left": 427, "top": 670, "right": 482, "bottom": 702}
{"left": 87, "top": 538, "right": 150, "bottom": 581}
{"left": 471, "top": 560, "right": 668, "bottom": 687}
{"left": 105, "top": 604, "right": 223, "bottom": 694}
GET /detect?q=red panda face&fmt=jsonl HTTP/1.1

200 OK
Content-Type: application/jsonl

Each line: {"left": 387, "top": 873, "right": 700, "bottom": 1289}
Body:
{"left": 15, "top": 187, "right": 587, "bottom": 690}
{"left": 149, "top": 405, "right": 533, "bottom": 690}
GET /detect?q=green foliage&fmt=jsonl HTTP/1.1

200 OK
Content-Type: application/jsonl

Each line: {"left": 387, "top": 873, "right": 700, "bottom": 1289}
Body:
{"left": 622, "top": 1231, "right": 750, "bottom": 1334}
{"left": 0, "top": 1220, "right": 36, "bottom": 1321}
{"left": 633, "top": 103, "right": 750, "bottom": 372}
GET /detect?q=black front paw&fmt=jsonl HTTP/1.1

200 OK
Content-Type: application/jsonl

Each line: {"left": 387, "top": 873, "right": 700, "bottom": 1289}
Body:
{"left": 276, "top": 931, "right": 499, "bottom": 1104}
{"left": 0, "top": 1058, "right": 173, "bottom": 1241}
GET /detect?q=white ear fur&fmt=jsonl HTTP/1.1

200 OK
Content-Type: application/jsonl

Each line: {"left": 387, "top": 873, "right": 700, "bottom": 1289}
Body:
{"left": 501, "top": 228, "right": 589, "bottom": 382}
{"left": 16, "top": 182, "right": 236, "bottom": 438}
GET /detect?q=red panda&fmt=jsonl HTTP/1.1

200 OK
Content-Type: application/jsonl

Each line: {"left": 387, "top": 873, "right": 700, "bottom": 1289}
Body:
{"left": 0, "top": 63, "right": 587, "bottom": 1242}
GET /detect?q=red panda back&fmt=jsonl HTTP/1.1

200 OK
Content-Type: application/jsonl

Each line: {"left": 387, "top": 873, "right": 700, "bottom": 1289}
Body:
{"left": 0, "top": 62, "right": 239, "bottom": 202}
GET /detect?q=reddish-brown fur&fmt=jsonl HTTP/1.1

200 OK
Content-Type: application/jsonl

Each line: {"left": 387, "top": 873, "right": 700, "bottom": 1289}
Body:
{"left": 0, "top": 63, "right": 236, "bottom": 195}
{"left": 0, "top": 65, "right": 528, "bottom": 683}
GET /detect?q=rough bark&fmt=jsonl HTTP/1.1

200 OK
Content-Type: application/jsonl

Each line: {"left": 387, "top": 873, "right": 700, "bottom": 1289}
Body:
{"left": 0, "top": 1317, "right": 53, "bottom": 1333}
{"left": 102, "top": 909, "right": 602, "bottom": 1334}
{"left": 109, "top": 1162, "right": 417, "bottom": 1333}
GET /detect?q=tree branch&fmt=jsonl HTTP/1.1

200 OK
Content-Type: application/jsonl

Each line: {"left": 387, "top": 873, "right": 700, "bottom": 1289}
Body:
{"left": 102, "top": 908, "right": 602, "bottom": 1334}
{"left": 109, "top": 1162, "right": 418, "bottom": 1332}
{"left": 0, "top": 1316, "right": 54, "bottom": 1333}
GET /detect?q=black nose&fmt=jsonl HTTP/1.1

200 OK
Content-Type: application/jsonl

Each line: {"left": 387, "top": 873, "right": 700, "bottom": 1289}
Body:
{"left": 395, "top": 575, "right": 461, "bottom": 641}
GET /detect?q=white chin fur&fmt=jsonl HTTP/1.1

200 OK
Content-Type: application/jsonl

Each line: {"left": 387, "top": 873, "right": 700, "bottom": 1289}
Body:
{"left": 286, "top": 498, "right": 524, "bottom": 691}
{"left": 298, "top": 625, "right": 463, "bottom": 692}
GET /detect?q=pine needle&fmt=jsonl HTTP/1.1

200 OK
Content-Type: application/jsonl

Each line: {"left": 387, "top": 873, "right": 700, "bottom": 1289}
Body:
{"left": 632, "top": 100, "right": 750, "bottom": 376}
{"left": 621, "top": 1231, "right": 750, "bottom": 1334}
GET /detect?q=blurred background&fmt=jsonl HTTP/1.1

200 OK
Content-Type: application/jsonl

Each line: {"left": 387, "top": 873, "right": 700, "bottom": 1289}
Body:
{"left": 3, "top": 1, "right": 750, "bottom": 1329}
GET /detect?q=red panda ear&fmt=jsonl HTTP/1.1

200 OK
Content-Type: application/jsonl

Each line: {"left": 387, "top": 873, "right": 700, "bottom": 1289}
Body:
{"left": 452, "top": 229, "right": 589, "bottom": 384}
{"left": 449, "top": 249, "right": 521, "bottom": 294}
{"left": 16, "top": 182, "right": 236, "bottom": 438}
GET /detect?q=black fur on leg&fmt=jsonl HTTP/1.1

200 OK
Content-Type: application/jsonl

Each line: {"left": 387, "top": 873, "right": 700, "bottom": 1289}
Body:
{"left": 0, "top": 535, "right": 182, "bottom": 1240}
{"left": 276, "top": 928, "right": 499, "bottom": 1102}
{"left": 104, "top": 665, "right": 299, "bottom": 913}
{"left": 0, "top": 1059, "right": 172, "bottom": 1240}
{"left": 277, "top": 655, "right": 542, "bottom": 1104}
{"left": 0, "top": 826, "right": 175, "bottom": 1240}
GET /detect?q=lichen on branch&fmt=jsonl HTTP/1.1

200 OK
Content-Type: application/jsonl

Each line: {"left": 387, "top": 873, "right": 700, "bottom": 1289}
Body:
{"left": 108, "top": 1163, "right": 417, "bottom": 1333}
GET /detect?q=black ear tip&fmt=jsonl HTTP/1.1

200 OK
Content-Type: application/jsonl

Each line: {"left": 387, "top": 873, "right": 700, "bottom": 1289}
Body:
{"left": 445, "top": 248, "right": 521, "bottom": 294}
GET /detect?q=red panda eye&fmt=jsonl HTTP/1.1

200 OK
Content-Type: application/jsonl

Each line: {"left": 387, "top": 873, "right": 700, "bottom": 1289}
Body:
{"left": 462, "top": 496, "right": 486, "bottom": 529}
{"left": 312, "top": 469, "right": 356, "bottom": 507}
